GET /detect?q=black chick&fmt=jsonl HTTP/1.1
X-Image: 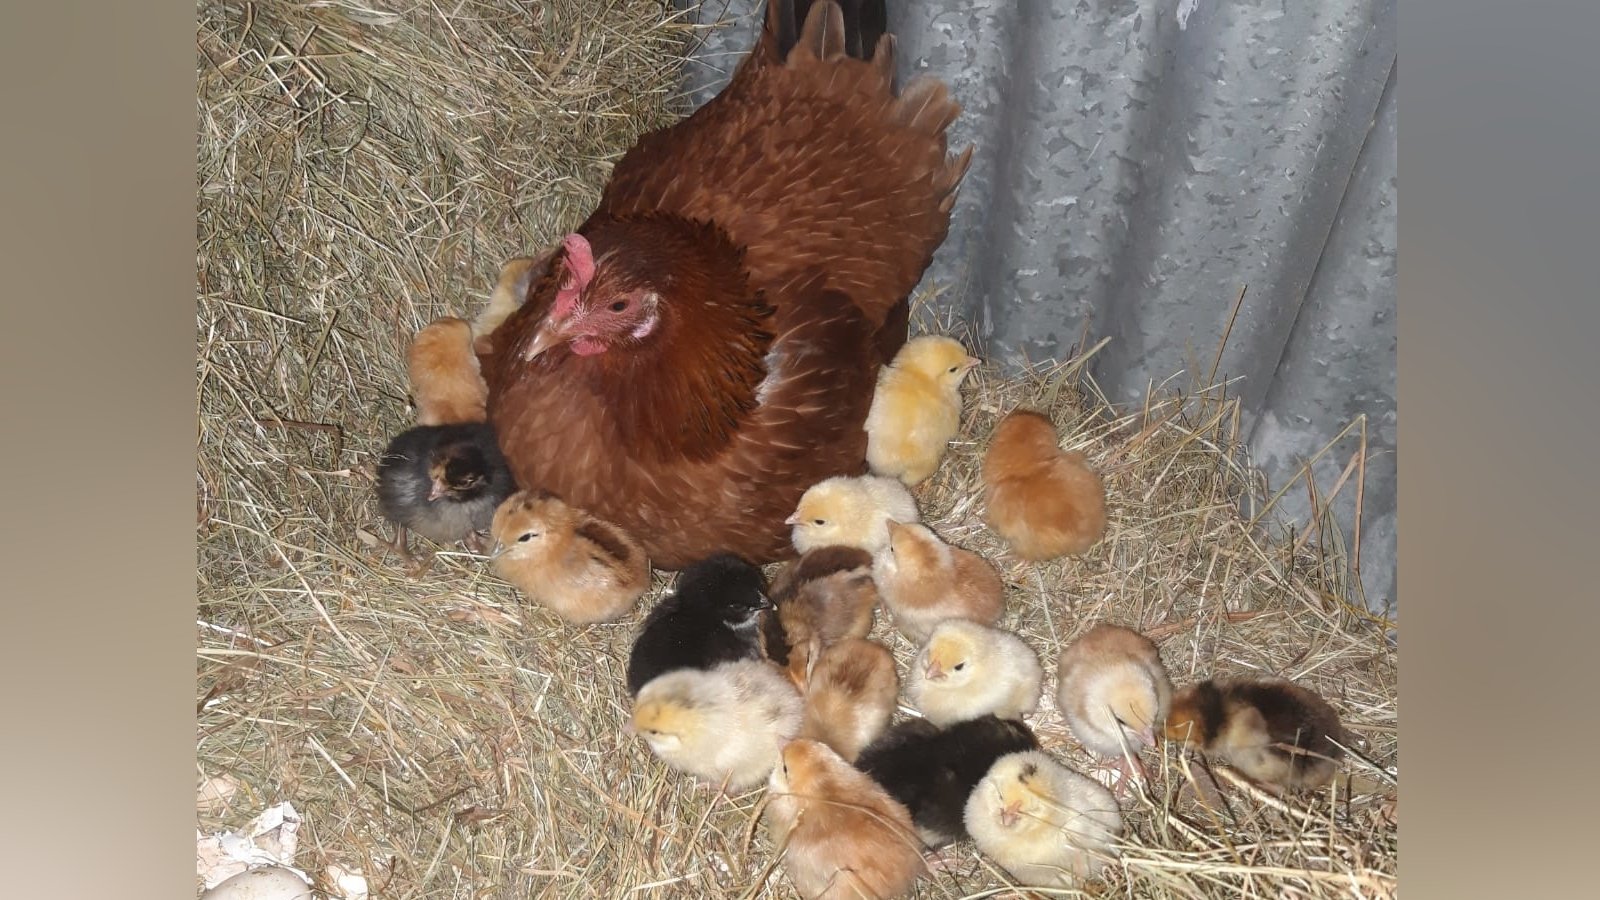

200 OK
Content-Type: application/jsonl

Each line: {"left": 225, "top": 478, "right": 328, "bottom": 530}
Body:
{"left": 626, "top": 553, "right": 773, "bottom": 696}
{"left": 375, "top": 423, "right": 515, "bottom": 559}
{"left": 855, "top": 714, "right": 1041, "bottom": 847}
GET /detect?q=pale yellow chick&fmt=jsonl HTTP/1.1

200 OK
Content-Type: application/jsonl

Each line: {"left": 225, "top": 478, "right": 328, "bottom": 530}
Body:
{"left": 631, "top": 659, "right": 803, "bottom": 792}
{"left": 490, "top": 491, "right": 650, "bottom": 625}
{"left": 864, "top": 335, "right": 980, "bottom": 485}
{"left": 766, "top": 739, "right": 926, "bottom": 899}
{"left": 471, "top": 250, "right": 553, "bottom": 354}
{"left": 1056, "top": 624, "right": 1172, "bottom": 785}
{"left": 787, "top": 474, "right": 920, "bottom": 556}
{"left": 798, "top": 637, "right": 899, "bottom": 763}
{"left": 908, "top": 619, "right": 1042, "bottom": 727}
{"left": 964, "top": 750, "right": 1124, "bottom": 888}
{"left": 872, "top": 520, "right": 1006, "bottom": 642}
{"left": 408, "top": 317, "right": 487, "bottom": 426}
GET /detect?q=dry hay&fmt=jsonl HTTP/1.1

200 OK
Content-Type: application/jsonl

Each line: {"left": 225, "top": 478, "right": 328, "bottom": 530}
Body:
{"left": 195, "top": 3, "right": 1398, "bottom": 898}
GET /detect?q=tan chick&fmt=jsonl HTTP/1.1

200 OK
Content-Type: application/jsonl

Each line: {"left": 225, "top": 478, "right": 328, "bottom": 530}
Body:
{"left": 981, "top": 409, "right": 1107, "bottom": 560}
{"left": 964, "top": 750, "right": 1124, "bottom": 888}
{"left": 631, "top": 659, "right": 803, "bottom": 792}
{"left": 490, "top": 491, "right": 650, "bottom": 625}
{"left": 1057, "top": 623, "right": 1173, "bottom": 788}
{"left": 788, "top": 474, "right": 921, "bottom": 556}
{"left": 766, "top": 739, "right": 926, "bottom": 900}
{"left": 764, "top": 545, "right": 880, "bottom": 684}
{"left": 471, "top": 251, "right": 552, "bottom": 354}
{"left": 408, "top": 317, "right": 488, "bottom": 426}
{"left": 908, "top": 619, "right": 1042, "bottom": 727}
{"left": 1165, "top": 676, "right": 1347, "bottom": 792}
{"left": 872, "top": 520, "right": 1005, "bottom": 642}
{"left": 864, "top": 335, "right": 981, "bottom": 485}
{"left": 798, "top": 637, "right": 899, "bottom": 763}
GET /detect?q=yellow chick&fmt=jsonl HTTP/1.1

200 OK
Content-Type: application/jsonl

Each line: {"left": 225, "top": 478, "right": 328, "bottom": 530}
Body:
{"left": 787, "top": 474, "right": 920, "bottom": 556}
{"left": 798, "top": 637, "right": 900, "bottom": 763}
{"left": 908, "top": 619, "right": 1042, "bottom": 727}
{"left": 408, "top": 317, "right": 487, "bottom": 426}
{"left": 764, "top": 545, "right": 881, "bottom": 686}
{"left": 864, "top": 335, "right": 981, "bottom": 485}
{"left": 964, "top": 750, "right": 1124, "bottom": 888}
{"left": 981, "top": 409, "right": 1107, "bottom": 560}
{"left": 490, "top": 491, "right": 650, "bottom": 625}
{"left": 1165, "top": 677, "right": 1347, "bottom": 792}
{"left": 631, "top": 659, "right": 803, "bottom": 792}
{"left": 1056, "top": 624, "right": 1172, "bottom": 785}
{"left": 471, "top": 250, "right": 552, "bottom": 354}
{"left": 766, "top": 739, "right": 926, "bottom": 900}
{"left": 872, "top": 520, "right": 1006, "bottom": 642}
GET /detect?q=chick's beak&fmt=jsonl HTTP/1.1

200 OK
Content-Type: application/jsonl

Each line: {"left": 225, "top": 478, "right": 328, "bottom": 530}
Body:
{"left": 521, "top": 318, "right": 570, "bottom": 361}
{"left": 998, "top": 799, "right": 1022, "bottom": 827}
{"left": 963, "top": 355, "right": 981, "bottom": 370}
{"left": 924, "top": 663, "right": 945, "bottom": 682}
{"left": 428, "top": 479, "right": 447, "bottom": 502}
{"left": 784, "top": 513, "right": 802, "bottom": 526}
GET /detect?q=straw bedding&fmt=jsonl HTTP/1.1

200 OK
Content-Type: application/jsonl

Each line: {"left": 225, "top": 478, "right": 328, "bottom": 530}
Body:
{"left": 196, "top": 3, "right": 1397, "bottom": 897}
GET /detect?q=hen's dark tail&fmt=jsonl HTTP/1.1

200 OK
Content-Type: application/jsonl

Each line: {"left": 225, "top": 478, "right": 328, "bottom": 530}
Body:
{"left": 772, "top": 0, "right": 887, "bottom": 61}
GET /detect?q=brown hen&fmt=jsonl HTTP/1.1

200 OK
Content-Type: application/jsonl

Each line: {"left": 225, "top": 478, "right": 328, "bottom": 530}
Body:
{"left": 480, "top": 0, "right": 970, "bottom": 570}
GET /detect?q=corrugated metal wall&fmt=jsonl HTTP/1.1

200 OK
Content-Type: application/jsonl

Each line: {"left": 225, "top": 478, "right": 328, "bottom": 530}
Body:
{"left": 677, "top": 1, "right": 1398, "bottom": 614}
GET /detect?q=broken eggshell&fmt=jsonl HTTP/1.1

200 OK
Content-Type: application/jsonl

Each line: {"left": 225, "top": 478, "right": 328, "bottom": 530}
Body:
{"left": 201, "top": 865, "right": 316, "bottom": 900}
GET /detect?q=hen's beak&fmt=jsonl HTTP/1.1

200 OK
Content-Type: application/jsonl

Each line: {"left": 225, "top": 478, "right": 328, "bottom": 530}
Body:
{"left": 521, "top": 319, "right": 569, "bottom": 361}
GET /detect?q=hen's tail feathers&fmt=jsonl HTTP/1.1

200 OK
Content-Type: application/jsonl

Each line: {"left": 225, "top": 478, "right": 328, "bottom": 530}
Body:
{"left": 773, "top": 1, "right": 888, "bottom": 62}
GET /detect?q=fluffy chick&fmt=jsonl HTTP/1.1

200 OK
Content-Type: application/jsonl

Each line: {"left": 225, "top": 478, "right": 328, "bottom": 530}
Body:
{"left": 762, "top": 545, "right": 880, "bottom": 682}
{"left": 1057, "top": 624, "right": 1173, "bottom": 783}
{"left": 766, "top": 739, "right": 926, "bottom": 900}
{"left": 864, "top": 335, "right": 980, "bottom": 485}
{"left": 626, "top": 553, "right": 771, "bottom": 696}
{"left": 964, "top": 750, "right": 1124, "bottom": 888}
{"left": 981, "top": 409, "right": 1107, "bottom": 560}
{"left": 471, "top": 251, "right": 552, "bottom": 354}
{"left": 408, "top": 317, "right": 487, "bottom": 426}
{"left": 631, "top": 659, "right": 803, "bottom": 792}
{"left": 489, "top": 490, "right": 649, "bottom": 625}
{"left": 798, "top": 638, "right": 899, "bottom": 763}
{"left": 1165, "top": 677, "right": 1347, "bottom": 792}
{"left": 375, "top": 423, "right": 515, "bottom": 557}
{"left": 873, "top": 521, "right": 1005, "bottom": 643}
{"left": 908, "top": 619, "right": 1043, "bottom": 727}
{"left": 856, "top": 714, "right": 1041, "bottom": 847}
{"left": 788, "top": 474, "right": 920, "bottom": 556}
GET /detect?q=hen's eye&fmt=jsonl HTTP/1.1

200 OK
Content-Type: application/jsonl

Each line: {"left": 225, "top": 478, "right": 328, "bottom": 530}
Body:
{"left": 610, "top": 300, "right": 628, "bottom": 313}
{"left": 560, "top": 275, "right": 576, "bottom": 291}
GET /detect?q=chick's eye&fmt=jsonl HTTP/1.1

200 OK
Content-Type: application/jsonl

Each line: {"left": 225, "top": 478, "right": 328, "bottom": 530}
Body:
{"left": 813, "top": 518, "right": 826, "bottom": 527}
{"left": 948, "top": 365, "right": 959, "bottom": 373}
{"left": 609, "top": 300, "right": 628, "bottom": 313}
{"left": 518, "top": 532, "right": 537, "bottom": 542}
{"left": 953, "top": 662, "right": 966, "bottom": 671}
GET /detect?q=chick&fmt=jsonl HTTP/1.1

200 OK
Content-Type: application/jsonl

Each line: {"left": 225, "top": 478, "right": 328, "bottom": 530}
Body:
{"left": 864, "top": 335, "right": 981, "bottom": 485}
{"left": 375, "top": 423, "right": 515, "bottom": 558}
{"left": 908, "top": 619, "right": 1043, "bottom": 727}
{"left": 873, "top": 521, "right": 1006, "bottom": 643}
{"left": 981, "top": 409, "right": 1107, "bottom": 560}
{"left": 787, "top": 474, "right": 920, "bottom": 556}
{"left": 626, "top": 553, "right": 771, "bottom": 696}
{"left": 766, "top": 739, "right": 926, "bottom": 899}
{"left": 408, "top": 317, "right": 487, "bottom": 426}
{"left": 1165, "top": 677, "right": 1347, "bottom": 792}
{"left": 471, "top": 251, "right": 552, "bottom": 354}
{"left": 1057, "top": 624, "right": 1173, "bottom": 787}
{"left": 856, "top": 714, "right": 1041, "bottom": 847}
{"left": 798, "top": 637, "right": 899, "bottom": 763}
{"left": 964, "top": 750, "right": 1124, "bottom": 888}
{"left": 631, "top": 659, "right": 802, "bottom": 792}
{"left": 763, "top": 545, "right": 880, "bottom": 682}
{"left": 488, "top": 490, "right": 649, "bottom": 625}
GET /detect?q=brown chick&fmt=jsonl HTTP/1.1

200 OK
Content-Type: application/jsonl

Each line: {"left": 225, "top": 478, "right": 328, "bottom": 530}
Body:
{"left": 632, "top": 659, "right": 803, "bottom": 792}
{"left": 981, "top": 409, "right": 1107, "bottom": 560}
{"left": 409, "top": 317, "right": 488, "bottom": 426}
{"left": 964, "top": 750, "right": 1124, "bottom": 888}
{"left": 871, "top": 520, "right": 1005, "bottom": 643}
{"left": 766, "top": 738, "right": 926, "bottom": 900}
{"left": 1057, "top": 624, "right": 1173, "bottom": 789}
{"left": 764, "top": 545, "right": 880, "bottom": 684}
{"left": 864, "top": 335, "right": 980, "bottom": 485}
{"left": 1165, "top": 676, "right": 1347, "bottom": 792}
{"left": 798, "top": 637, "right": 899, "bottom": 763}
{"left": 489, "top": 490, "right": 650, "bottom": 625}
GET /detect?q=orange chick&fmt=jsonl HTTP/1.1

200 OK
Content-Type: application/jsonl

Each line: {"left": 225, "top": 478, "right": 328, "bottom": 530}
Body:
{"left": 1057, "top": 624, "right": 1172, "bottom": 788}
{"left": 964, "top": 750, "right": 1124, "bottom": 888}
{"left": 1165, "top": 676, "right": 1347, "bottom": 792}
{"left": 631, "top": 659, "right": 803, "bottom": 792}
{"left": 763, "top": 545, "right": 880, "bottom": 684}
{"left": 798, "top": 637, "right": 899, "bottom": 763}
{"left": 408, "top": 317, "right": 488, "bottom": 426}
{"left": 864, "top": 335, "right": 980, "bottom": 485}
{"left": 489, "top": 490, "right": 650, "bottom": 625}
{"left": 788, "top": 474, "right": 920, "bottom": 556}
{"left": 766, "top": 739, "right": 926, "bottom": 900}
{"left": 907, "top": 619, "right": 1042, "bottom": 727}
{"left": 981, "top": 409, "right": 1107, "bottom": 560}
{"left": 872, "top": 520, "right": 1005, "bottom": 642}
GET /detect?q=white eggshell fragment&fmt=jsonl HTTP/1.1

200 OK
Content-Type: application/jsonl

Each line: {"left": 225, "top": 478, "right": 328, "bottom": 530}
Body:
{"left": 201, "top": 865, "right": 316, "bottom": 900}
